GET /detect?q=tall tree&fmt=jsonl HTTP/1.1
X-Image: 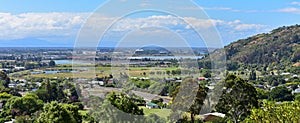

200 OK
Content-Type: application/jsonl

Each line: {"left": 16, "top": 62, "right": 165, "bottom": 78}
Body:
{"left": 249, "top": 70, "right": 256, "bottom": 80}
{"left": 216, "top": 74, "right": 258, "bottom": 123}
{"left": 171, "top": 78, "right": 207, "bottom": 123}
{"left": 0, "top": 71, "right": 10, "bottom": 88}
{"left": 35, "top": 80, "right": 66, "bottom": 103}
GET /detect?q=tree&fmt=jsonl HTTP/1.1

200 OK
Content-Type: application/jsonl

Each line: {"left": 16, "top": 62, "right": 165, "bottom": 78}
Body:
{"left": 166, "top": 70, "right": 170, "bottom": 75}
{"left": 249, "top": 70, "right": 256, "bottom": 80}
{"left": 268, "top": 86, "right": 294, "bottom": 102}
{"left": 215, "top": 74, "right": 258, "bottom": 123}
{"left": 0, "top": 92, "right": 13, "bottom": 106}
{"left": 24, "top": 62, "right": 35, "bottom": 69}
{"left": 295, "top": 94, "right": 300, "bottom": 101}
{"left": 256, "top": 88, "right": 268, "bottom": 99}
{"left": 35, "top": 79, "right": 66, "bottom": 103}
{"left": 171, "top": 78, "right": 207, "bottom": 123}
{"left": 292, "top": 35, "right": 300, "bottom": 43}
{"left": 0, "top": 71, "right": 10, "bottom": 88}
{"left": 107, "top": 92, "right": 144, "bottom": 115}
{"left": 202, "top": 70, "right": 211, "bottom": 78}
{"left": 5, "top": 93, "right": 43, "bottom": 118}
{"left": 88, "top": 92, "right": 147, "bottom": 122}
{"left": 227, "top": 62, "right": 239, "bottom": 71}
{"left": 49, "top": 60, "right": 56, "bottom": 67}
{"left": 244, "top": 100, "right": 300, "bottom": 122}
{"left": 37, "top": 101, "right": 82, "bottom": 123}
{"left": 14, "top": 115, "right": 33, "bottom": 123}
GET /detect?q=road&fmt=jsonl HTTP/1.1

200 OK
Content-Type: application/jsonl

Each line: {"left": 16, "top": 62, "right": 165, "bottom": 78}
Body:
{"left": 83, "top": 86, "right": 171, "bottom": 103}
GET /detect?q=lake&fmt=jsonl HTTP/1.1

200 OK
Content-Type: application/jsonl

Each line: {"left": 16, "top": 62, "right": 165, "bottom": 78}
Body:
{"left": 42, "top": 60, "right": 92, "bottom": 65}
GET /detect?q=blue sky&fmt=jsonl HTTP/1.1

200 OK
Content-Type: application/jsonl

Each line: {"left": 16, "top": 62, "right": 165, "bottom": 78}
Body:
{"left": 0, "top": 0, "right": 300, "bottom": 47}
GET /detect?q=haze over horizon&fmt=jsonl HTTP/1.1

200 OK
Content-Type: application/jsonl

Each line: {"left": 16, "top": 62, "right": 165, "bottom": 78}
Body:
{"left": 1, "top": 0, "right": 300, "bottom": 47}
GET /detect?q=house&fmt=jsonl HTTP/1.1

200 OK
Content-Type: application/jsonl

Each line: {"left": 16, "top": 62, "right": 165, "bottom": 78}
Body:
{"left": 107, "top": 78, "right": 114, "bottom": 84}
{"left": 0, "top": 69, "right": 10, "bottom": 72}
{"left": 146, "top": 102, "right": 159, "bottom": 109}
{"left": 165, "top": 78, "right": 175, "bottom": 81}
{"left": 139, "top": 77, "right": 149, "bottom": 80}
{"left": 203, "top": 112, "right": 225, "bottom": 122}
{"left": 280, "top": 72, "right": 291, "bottom": 76}
{"left": 90, "top": 81, "right": 104, "bottom": 86}
{"left": 293, "top": 88, "right": 300, "bottom": 94}
{"left": 8, "top": 84, "right": 16, "bottom": 88}
{"left": 256, "top": 84, "right": 265, "bottom": 89}
{"left": 14, "top": 66, "right": 25, "bottom": 70}
{"left": 198, "top": 77, "right": 208, "bottom": 81}
{"left": 91, "top": 81, "right": 99, "bottom": 84}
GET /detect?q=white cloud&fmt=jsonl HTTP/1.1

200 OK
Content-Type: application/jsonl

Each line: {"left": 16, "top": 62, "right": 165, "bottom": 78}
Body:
{"left": 203, "top": 7, "right": 240, "bottom": 12}
{"left": 179, "top": 6, "right": 241, "bottom": 12}
{"left": 111, "top": 15, "right": 265, "bottom": 32}
{"left": 0, "top": 12, "right": 267, "bottom": 46}
{"left": 234, "top": 24, "right": 266, "bottom": 30}
{"left": 291, "top": 1, "right": 300, "bottom": 6}
{"left": 139, "top": 3, "right": 151, "bottom": 7}
{"left": 224, "top": 20, "right": 266, "bottom": 30}
{"left": 0, "top": 12, "right": 90, "bottom": 40}
{"left": 276, "top": 7, "right": 300, "bottom": 14}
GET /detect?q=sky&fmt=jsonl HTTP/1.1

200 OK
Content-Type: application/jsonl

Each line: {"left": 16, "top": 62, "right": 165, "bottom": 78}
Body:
{"left": 0, "top": 0, "right": 300, "bottom": 47}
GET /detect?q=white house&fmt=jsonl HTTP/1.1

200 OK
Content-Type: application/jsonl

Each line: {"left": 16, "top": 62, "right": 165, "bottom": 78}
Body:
{"left": 14, "top": 66, "right": 25, "bottom": 70}
{"left": 293, "top": 88, "right": 300, "bottom": 94}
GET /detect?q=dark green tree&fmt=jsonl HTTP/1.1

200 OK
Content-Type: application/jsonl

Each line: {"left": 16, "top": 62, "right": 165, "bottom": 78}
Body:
{"left": 4, "top": 93, "right": 43, "bottom": 118}
{"left": 107, "top": 91, "right": 144, "bottom": 115}
{"left": 268, "top": 86, "right": 294, "bottom": 102}
{"left": 249, "top": 70, "right": 256, "bottom": 80}
{"left": 0, "top": 71, "right": 10, "bottom": 88}
{"left": 295, "top": 94, "right": 300, "bottom": 101}
{"left": 88, "top": 92, "right": 148, "bottom": 122}
{"left": 216, "top": 74, "right": 258, "bottom": 123}
{"left": 35, "top": 79, "right": 66, "bottom": 103}
{"left": 49, "top": 60, "right": 56, "bottom": 67}
{"left": 37, "top": 101, "right": 82, "bottom": 123}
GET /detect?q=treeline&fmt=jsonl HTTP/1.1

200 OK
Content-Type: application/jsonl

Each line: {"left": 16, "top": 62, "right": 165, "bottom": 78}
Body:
{"left": 0, "top": 72, "right": 85, "bottom": 123}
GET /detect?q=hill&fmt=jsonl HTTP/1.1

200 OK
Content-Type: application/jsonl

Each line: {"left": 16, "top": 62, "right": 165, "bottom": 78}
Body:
{"left": 208, "top": 25, "right": 300, "bottom": 72}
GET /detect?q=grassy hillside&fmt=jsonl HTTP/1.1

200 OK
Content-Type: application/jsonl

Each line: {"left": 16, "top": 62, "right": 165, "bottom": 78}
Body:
{"left": 208, "top": 25, "right": 300, "bottom": 72}
{"left": 227, "top": 25, "right": 300, "bottom": 64}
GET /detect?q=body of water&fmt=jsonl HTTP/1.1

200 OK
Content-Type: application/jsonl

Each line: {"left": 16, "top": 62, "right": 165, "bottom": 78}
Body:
{"left": 43, "top": 56, "right": 203, "bottom": 65}
{"left": 42, "top": 60, "right": 91, "bottom": 65}
{"left": 128, "top": 56, "right": 203, "bottom": 60}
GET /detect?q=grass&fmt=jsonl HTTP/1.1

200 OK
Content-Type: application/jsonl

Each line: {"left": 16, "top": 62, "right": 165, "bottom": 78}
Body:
{"left": 16, "top": 65, "right": 184, "bottom": 79}
{"left": 28, "top": 72, "right": 97, "bottom": 78}
{"left": 79, "top": 110, "right": 88, "bottom": 115}
{"left": 139, "top": 106, "right": 171, "bottom": 119}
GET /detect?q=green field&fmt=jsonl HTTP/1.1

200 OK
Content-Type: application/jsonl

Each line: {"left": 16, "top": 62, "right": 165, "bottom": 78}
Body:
{"left": 139, "top": 106, "right": 171, "bottom": 119}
